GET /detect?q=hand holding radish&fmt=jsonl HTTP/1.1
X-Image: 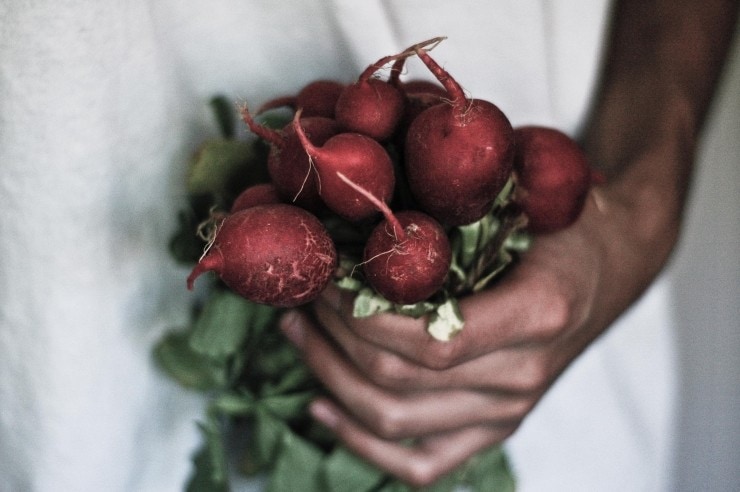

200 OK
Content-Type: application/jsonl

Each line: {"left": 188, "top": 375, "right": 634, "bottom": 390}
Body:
{"left": 279, "top": 178, "right": 674, "bottom": 486}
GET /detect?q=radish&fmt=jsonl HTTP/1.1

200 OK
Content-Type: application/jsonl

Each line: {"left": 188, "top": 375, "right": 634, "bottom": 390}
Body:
{"left": 230, "top": 183, "right": 281, "bottom": 213}
{"left": 257, "top": 79, "right": 346, "bottom": 119}
{"left": 292, "top": 109, "right": 395, "bottom": 222}
{"left": 335, "top": 37, "right": 445, "bottom": 141}
{"left": 187, "top": 204, "right": 337, "bottom": 308}
{"left": 399, "top": 79, "right": 448, "bottom": 122}
{"left": 334, "top": 54, "right": 407, "bottom": 141}
{"left": 337, "top": 172, "right": 451, "bottom": 305}
{"left": 239, "top": 105, "right": 339, "bottom": 210}
{"left": 393, "top": 79, "right": 448, "bottom": 148}
{"left": 513, "top": 126, "right": 591, "bottom": 233}
{"left": 404, "top": 48, "right": 515, "bottom": 226}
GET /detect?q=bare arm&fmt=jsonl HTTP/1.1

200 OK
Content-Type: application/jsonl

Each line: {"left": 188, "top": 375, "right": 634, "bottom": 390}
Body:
{"left": 585, "top": 0, "right": 738, "bottom": 285}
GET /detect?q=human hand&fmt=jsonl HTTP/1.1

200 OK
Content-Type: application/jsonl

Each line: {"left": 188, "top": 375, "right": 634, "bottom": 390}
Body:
{"left": 278, "top": 181, "right": 671, "bottom": 487}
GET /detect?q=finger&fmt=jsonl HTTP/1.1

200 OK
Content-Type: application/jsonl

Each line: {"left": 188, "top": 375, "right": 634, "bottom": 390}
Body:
{"left": 309, "top": 398, "right": 515, "bottom": 488}
{"left": 280, "top": 310, "right": 532, "bottom": 439}
{"left": 319, "top": 271, "right": 567, "bottom": 371}
{"left": 314, "top": 295, "right": 552, "bottom": 394}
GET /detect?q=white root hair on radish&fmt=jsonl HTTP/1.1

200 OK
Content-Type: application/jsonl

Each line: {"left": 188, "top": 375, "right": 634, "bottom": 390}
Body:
{"left": 292, "top": 149, "right": 321, "bottom": 202}
{"left": 456, "top": 97, "right": 479, "bottom": 124}
{"left": 196, "top": 211, "right": 226, "bottom": 263}
{"left": 349, "top": 244, "right": 405, "bottom": 279}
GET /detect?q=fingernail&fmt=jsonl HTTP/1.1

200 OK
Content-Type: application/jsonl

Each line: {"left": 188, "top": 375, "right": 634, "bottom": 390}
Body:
{"left": 279, "top": 309, "right": 305, "bottom": 347}
{"left": 309, "top": 399, "right": 339, "bottom": 429}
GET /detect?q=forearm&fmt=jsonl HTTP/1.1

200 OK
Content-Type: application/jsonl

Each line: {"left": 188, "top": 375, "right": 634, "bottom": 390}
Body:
{"left": 580, "top": 0, "right": 738, "bottom": 308}
{"left": 585, "top": 0, "right": 738, "bottom": 172}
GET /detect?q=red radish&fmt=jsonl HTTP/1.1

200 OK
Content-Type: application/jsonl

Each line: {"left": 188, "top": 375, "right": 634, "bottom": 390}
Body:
{"left": 257, "top": 79, "right": 346, "bottom": 118}
{"left": 393, "top": 79, "right": 448, "bottom": 147}
{"left": 387, "top": 50, "right": 448, "bottom": 121}
{"left": 337, "top": 172, "right": 451, "bottom": 305}
{"left": 405, "top": 48, "right": 515, "bottom": 226}
{"left": 513, "top": 126, "right": 592, "bottom": 233}
{"left": 187, "top": 204, "right": 337, "bottom": 308}
{"left": 230, "top": 183, "right": 282, "bottom": 213}
{"left": 240, "top": 105, "right": 339, "bottom": 210}
{"left": 334, "top": 37, "right": 445, "bottom": 141}
{"left": 334, "top": 54, "right": 407, "bottom": 141}
{"left": 292, "top": 109, "right": 395, "bottom": 222}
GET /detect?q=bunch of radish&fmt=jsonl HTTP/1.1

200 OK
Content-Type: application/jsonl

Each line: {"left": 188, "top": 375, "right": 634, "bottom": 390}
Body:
{"left": 186, "top": 37, "right": 596, "bottom": 328}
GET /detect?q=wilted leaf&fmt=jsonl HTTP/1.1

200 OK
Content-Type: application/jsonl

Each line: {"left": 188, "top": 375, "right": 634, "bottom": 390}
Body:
{"left": 426, "top": 298, "right": 465, "bottom": 342}
{"left": 353, "top": 288, "right": 393, "bottom": 318}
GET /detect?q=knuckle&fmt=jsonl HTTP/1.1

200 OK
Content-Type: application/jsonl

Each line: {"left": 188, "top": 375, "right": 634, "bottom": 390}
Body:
{"left": 363, "top": 352, "right": 410, "bottom": 390}
{"left": 419, "top": 340, "right": 462, "bottom": 370}
{"left": 532, "top": 289, "right": 572, "bottom": 341}
{"left": 366, "top": 401, "right": 406, "bottom": 440}
{"left": 505, "top": 398, "right": 538, "bottom": 422}
{"left": 404, "top": 457, "right": 439, "bottom": 488}
{"left": 511, "top": 356, "right": 552, "bottom": 394}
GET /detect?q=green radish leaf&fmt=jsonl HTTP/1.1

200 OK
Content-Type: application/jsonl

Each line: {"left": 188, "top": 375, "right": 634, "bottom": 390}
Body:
{"left": 261, "top": 364, "right": 314, "bottom": 396}
{"left": 255, "top": 110, "right": 293, "bottom": 131}
{"left": 320, "top": 446, "right": 384, "bottom": 492}
{"left": 504, "top": 231, "right": 533, "bottom": 252}
{"left": 250, "top": 406, "right": 289, "bottom": 469}
{"left": 493, "top": 177, "right": 516, "bottom": 209}
{"left": 212, "top": 391, "right": 257, "bottom": 416}
{"left": 247, "top": 302, "right": 280, "bottom": 340}
{"left": 463, "top": 445, "right": 516, "bottom": 492}
{"left": 253, "top": 336, "right": 302, "bottom": 380}
{"left": 394, "top": 301, "right": 436, "bottom": 318}
{"left": 189, "top": 290, "right": 255, "bottom": 359}
{"left": 427, "top": 298, "right": 465, "bottom": 342}
{"left": 185, "top": 443, "right": 231, "bottom": 492}
{"left": 353, "top": 288, "right": 394, "bottom": 318}
{"left": 187, "top": 139, "right": 268, "bottom": 198}
{"left": 266, "top": 431, "right": 324, "bottom": 492}
{"left": 154, "top": 328, "right": 226, "bottom": 391}
{"left": 456, "top": 220, "right": 484, "bottom": 269}
{"left": 335, "top": 275, "right": 364, "bottom": 292}
{"left": 210, "top": 94, "right": 237, "bottom": 139}
{"left": 374, "top": 481, "right": 410, "bottom": 492}
{"left": 260, "top": 391, "right": 315, "bottom": 421}
{"left": 186, "top": 415, "right": 230, "bottom": 492}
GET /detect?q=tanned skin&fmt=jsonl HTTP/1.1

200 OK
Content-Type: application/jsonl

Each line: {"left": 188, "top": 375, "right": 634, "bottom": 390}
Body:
{"left": 279, "top": 0, "right": 739, "bottom": 486}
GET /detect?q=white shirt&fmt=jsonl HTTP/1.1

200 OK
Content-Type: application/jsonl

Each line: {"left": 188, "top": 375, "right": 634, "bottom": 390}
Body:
{"left": 1, "top": 1, "right": 738, "bottom": 491}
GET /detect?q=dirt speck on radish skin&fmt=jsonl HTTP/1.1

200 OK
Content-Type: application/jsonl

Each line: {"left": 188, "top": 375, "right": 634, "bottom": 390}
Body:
{"left": 362, "top": 210, "right": 451, "bottom": 305}
{"left": 404, "top": 49, "right": 515, "bottom": 226}
{"left": 187, "top": 204, "right": 337, "bottom": 307}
